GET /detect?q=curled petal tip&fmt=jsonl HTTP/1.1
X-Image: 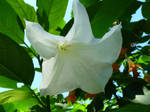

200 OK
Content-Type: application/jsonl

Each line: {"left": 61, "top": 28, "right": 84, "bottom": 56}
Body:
{"left": 25, "top": 20, "right": 32, "bottom": 26}
{"left": 111, "top": 24, "right": 122, "bottom": 33}
{"left": 115, "top": 23, "right": 122, "bottom": 29}
{"left": 118, "top": 23, "right": 122, "bottom": 28}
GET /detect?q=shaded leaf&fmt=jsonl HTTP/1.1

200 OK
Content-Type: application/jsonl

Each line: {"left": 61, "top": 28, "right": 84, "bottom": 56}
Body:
{"left": 61, "top": 19, "right": 74, "bottom": 36}
{"left": 0, "top": 33, "right": 34, "bottom": 85}
{"left": 142, "top": 1, "right": 150, "bottom": 20}
{"left": 87, "top": 93, "right": 105, "bottom": 112}
{"left": 0, "top": 105, "right": 5, "bottom": 112}
{"left": 80, "top": 0, "right": 98, "bottom": 7}
{"left": 0, "top": 76, "right": 17, "bottom": 89}
{"left": 91, "top": 0, "right": 139, "bottom": 37}
{"left": 123, "top": 79, "right": 146, "bottom": 99}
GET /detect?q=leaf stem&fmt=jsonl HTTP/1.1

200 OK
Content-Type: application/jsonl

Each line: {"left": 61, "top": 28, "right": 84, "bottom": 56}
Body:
{"left": 27, "top": 86, "right": 47, "bottom": 108}
{"left": 23, "top": 41, "right": 38, "bottom": 57}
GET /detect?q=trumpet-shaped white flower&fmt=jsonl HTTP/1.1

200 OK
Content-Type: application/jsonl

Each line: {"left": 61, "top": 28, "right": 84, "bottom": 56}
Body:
{"left": 132, "top": 87, "right": 150, "bottom": 105}
{"left": 26, "top": 0, "right": 122, "bottom": 96}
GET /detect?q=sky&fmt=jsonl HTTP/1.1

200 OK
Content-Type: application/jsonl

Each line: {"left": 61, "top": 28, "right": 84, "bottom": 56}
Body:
{"left": 0, "top": 0, "right": 146, "bottom": 94}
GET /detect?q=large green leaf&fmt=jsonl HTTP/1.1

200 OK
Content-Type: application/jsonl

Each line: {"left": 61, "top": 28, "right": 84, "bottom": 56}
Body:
{"left": 2, "top": 97, "right": 38, "bottom": 111}
{"left": 0, "top": 0, "right": 24, "bottom": 43}
{"left": 2, "top": 103, "right": 15, "bottom": 112}
{"left": 37, "top": 0, "right": 68, "bottom": 33}
{"left": 112, "top": 103, "right": 150, "bottom": 112}
{"left": 13, "top": 98, "right": 38, "bottom": 111}
{"left": 80, "top": 0, "right": 98, "bottom": 7}
{"left": 0, "top": 76, "right": 17, "bottom": 89}
{"left": 0, "top": 105, "right": 5, "bottom": 112}
{"left": 1, "top": 88, "right": 38, "bottom": 112}
{"left": 91, "top": 0, "right": 139, "bottom": 37}
{"left": 0, "top": 87, "right": 33, "bottom": 105}
{"left": 0, "top": 87, "right": 38, "bottom": 111}
{"left": 5, "top": 0, "right": 37, "bottom": 22}
{"left": 142, "top": 1, "right": 150, "bottom": 20}
{"left": 0, "top": 33, "right": 34, "bottom": 85}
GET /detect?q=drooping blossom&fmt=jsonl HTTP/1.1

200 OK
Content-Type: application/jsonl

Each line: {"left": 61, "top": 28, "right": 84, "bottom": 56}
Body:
{"left": 26, "top": 0, "right": 122, "bottom": 96}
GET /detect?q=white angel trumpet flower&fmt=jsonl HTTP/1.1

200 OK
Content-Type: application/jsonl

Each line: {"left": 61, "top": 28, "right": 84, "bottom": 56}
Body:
{"left": 26, "top": 0, "right": 122, "bottom": 96}
{"left": 132, "top": 87, "right": 150, "bottom": 105}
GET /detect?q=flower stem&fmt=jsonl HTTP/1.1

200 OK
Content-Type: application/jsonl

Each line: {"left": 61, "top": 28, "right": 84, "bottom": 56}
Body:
{"left": 46, "top": 95, "right": 51, "bottom": 112}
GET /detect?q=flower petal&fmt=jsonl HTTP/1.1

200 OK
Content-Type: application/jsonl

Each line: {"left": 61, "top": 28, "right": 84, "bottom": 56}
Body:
{"left": 26, "top": 21, "right": 64, "bottom": 59}
{"left": 40, "top": 54, "right": 79, "bottom": 96}
{"left": 66, "top": 0, "right": 93, "bottom": 43}
{"left": 40, "top": 24, "right": 122, "bottom": 96}
{"left": 40, "top": 43, "right": 113, "bottom": 95}
{"left": 72, "top": 57, "right": 113, "bottom": 94}
{"left": 91, "top": 24, "right": 122, "bottom": 64}
{"left": 132, "top": 87, "right": 150, "bottom": 105}
{"left": 67, "top": 43, "right": 113, "bottom": 94}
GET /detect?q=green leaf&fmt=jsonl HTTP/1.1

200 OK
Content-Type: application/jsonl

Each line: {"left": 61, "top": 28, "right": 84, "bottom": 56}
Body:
{"left": 61, "top": 18, "right": 74, "bottom": 36}
{"left": 35, "top": 68, "right": 42, "bottom": 73}
{"left": 91, "top": 0, "right": 138, "bottom": 37}
{"left": 142, "top": 55, "right": 150, "bottom": 62}
{"left": 37, "top": 0, "right": 68, "bottom": 33}
{"left": 0, "top": 76, "right": 17, "bottom": 89}
{"left": 142, "top": 1, "right": 150, "bottom": 20}
{"left": 0, "top": 87, "right": 33, "bottom": 105}
{"left": 2, "top": 103, "right": 16, "bottom": 112}
{"left": 1, "top": 87, "right": 39, "bottom": 111}
{"left": 80, "top": 0, "right": 98, "bottom": 7}
{"left": 123, "top": 79, "right": 146, "bottom": 99}
{"left": 10, "top": 97, "right": 38, "bottom": 111}
{"left": 5, "top": 0, "right": 37, "bottom": 22}
{"left": 112, "top": 103, "right": 150, "bottom": 112}
{"left": 143, "top": 20, "right": 150, "bottom": 34}
{"left": 0, "top": 0, "right": 24, "bottom": 43}
{"left": 0, "top": 33, "right": 34, "bottom": 85}
{"left": 0, "top": 105, "right": 5, "bottom": 112}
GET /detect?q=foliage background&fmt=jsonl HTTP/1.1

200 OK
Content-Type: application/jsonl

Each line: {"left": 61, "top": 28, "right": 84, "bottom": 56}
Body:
{"left": 0, "top": 0, "right": 150, "bottom": 111}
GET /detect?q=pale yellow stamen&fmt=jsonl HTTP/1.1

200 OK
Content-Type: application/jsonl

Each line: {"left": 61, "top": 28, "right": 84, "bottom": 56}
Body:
{"left": 58, "top": 41, "right": 70, "bottom": 52}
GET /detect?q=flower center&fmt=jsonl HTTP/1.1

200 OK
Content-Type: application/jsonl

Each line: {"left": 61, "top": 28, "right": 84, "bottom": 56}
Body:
{"left": 58, "top": 41, "right": 70, "bottom": 52}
